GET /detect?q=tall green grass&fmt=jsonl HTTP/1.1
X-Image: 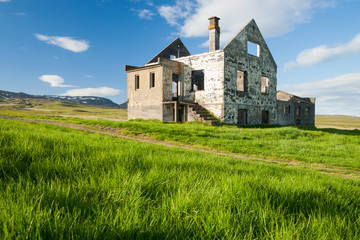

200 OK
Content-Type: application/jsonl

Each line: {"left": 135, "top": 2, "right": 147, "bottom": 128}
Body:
{"left": 4, "top": 113, "right": 359, "bottom": 170}
{"left": 1, "top": 118, "right": 359, "bottom": 239}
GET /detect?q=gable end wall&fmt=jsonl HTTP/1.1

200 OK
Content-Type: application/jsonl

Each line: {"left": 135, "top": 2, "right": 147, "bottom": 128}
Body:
{"left": 223, "top": 20, "right": 278, "bottom": 124}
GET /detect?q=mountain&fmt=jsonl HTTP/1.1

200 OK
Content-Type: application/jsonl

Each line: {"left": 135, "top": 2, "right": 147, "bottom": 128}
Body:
{"left": 0, "top": 90, "right": 121, "bottom": 108}
{"left": 118, "top": 101, "right": 128, "bottom": 109}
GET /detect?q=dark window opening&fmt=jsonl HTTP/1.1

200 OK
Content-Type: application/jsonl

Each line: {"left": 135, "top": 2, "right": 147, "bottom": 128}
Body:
{"left": 296, "top": 106, "right": 301, "bottom": 125}
{"left": 172, "top": 74, "right": 180, "bottom": 100}
{"left": 191, "top": 70, "right": 204, "bottom": 91}
{"left": 261, "top": 76, "right": 269, "bottom": 94}
{"left": 150, "top": 72, "right": 155, "bottom": 88}
{"left": 237, "top": 70, "right": 247, "bottom": 92}
{"left": 305, "top": 107, "right": 310, "bottom": 115}
{"left": 172, "top": 107, "right": 175, "bottom": 121}
{"left": 135, "top": 75, "right": 140, "bottom": 90}
{"left": 284, "top": 105, "right": 290, "bottom": 114}
{"left": 262, "top": 110, "right": 269, "bottom": 124}
{"left": 237, "top": 109, "right": 247, "bottom": 125}
{"left": 247, "top": 41, "right": 260, "bottom": 57}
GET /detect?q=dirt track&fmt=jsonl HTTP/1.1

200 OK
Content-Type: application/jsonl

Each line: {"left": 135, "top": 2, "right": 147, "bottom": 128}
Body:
{"left": 1, "top": 115, "right": 359, "bottom": 179}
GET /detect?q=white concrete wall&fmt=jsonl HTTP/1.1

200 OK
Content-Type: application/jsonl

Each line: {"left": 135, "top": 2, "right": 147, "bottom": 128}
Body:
{"left": 174, "top": 51, "right": 225, "bottom": 120}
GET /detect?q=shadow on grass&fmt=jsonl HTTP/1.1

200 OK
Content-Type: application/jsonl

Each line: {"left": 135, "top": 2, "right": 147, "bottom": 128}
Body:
{"left": 228, "top": 123, "right": 360, "bottom": 136}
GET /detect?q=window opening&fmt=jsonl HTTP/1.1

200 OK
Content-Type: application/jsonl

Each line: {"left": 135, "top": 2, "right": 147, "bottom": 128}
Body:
{"left": 237, "top": 70, "right": 247, "bottom": 92}
{"left": 135, "top": 75, "right": 140, "bottom": 90}
{"left": 170, "top": 55, "right": 176, "bottom": 59}
{"left": 191, "top": 70, "right": 204, "bottom": 91}
{"left": 261, "top": 76, "right": 269, "bottom": 94}
{"left": 150, "top": 72, "right": 155, "bottom": 88}
{"left": 247, "top": 41, "right": 260, "bottom": 57}
{"left": 305, "top": 107, "right": 310, "bottom": 115}
{"left": 284, "top": 105, "right": 290, "bottom": 114}
{"left": 172, "top": 74, "right": 180, "bottom": 100}
{"left": 296, "top": 106, "right": 301, "bottom": 125}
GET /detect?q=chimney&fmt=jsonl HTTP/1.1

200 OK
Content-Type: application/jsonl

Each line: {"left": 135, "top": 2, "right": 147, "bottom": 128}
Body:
{"left": 208, "top": 16, "right": 220, "bottom": 52}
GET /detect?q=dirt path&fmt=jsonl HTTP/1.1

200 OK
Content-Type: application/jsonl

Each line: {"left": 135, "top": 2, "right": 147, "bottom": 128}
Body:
{"left": 1, "top": 115, "right": 359, "bottom": 179}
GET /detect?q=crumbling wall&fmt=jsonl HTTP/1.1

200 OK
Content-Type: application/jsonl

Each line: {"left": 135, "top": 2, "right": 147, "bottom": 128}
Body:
{"left": 159, "top": 58, "right": 183, "bottom": 102}
{"left": 223, "top": 20, "right": 278, "bottom": 124}
{"left": 163, "top": 103, "right": 174, "bottom": 122}
{"left": 277, "top": 100, "right": 315, "bottom": 126}
{"left": 174, "top": 51, "right": 225, "bottom": 120}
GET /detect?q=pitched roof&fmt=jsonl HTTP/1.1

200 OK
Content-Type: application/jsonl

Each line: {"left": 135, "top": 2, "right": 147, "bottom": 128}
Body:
{"left": 277, "top": 90, "right": 315, "bottom": 104}
{"left": 146, "top": 38, "right": 191, "bottom": 65}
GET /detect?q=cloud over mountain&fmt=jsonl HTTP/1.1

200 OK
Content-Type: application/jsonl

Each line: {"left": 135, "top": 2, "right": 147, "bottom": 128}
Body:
{"left": 61, "top": 87, "right": 120, "bottom": 97}
{"left": 39, "top": 75, "right": 75, "bottom": 87}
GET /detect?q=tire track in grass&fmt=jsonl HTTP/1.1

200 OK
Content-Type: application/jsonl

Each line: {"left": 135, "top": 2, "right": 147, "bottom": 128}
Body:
{"left": 1, "top": 115, "right": 359, "bottom": 179}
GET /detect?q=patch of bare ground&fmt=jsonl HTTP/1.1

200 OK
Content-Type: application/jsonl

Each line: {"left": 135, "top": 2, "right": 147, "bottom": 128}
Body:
{"left": 1, "top": 115, "right": 359, "bottom": 179}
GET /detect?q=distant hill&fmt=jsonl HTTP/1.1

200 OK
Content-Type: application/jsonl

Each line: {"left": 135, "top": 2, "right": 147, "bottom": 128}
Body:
{"left": 0, "top": 90, "right": 120, "bottom": 108}
{"left": 118, "top": 101, "right": 128, "bottom": 109}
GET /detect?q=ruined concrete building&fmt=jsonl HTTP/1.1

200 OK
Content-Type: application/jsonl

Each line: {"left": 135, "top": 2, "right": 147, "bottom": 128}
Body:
{"left": 125, "top": 17, "right": 315, "bottom": 125}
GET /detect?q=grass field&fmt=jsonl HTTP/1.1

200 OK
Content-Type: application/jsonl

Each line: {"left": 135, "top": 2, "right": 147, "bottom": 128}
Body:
{"left": 1, "top": 111, "right": 359, "bottom": 171}
{"left": 316, "top": 115, "right": 360, "bottom": 130}
{"left": 0, "top": 98, "right": 127, "bottom": 121}
{"left": 1, "top": 118, "right": 359, "bottom": 239}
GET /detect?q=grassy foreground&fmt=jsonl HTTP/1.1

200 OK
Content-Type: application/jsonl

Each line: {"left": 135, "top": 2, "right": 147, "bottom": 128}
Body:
{"left": 1, "top": 112, "right": 360, "bottom": 170}
{"left": 1, "top": 118, "right": 360, "bottom": 239}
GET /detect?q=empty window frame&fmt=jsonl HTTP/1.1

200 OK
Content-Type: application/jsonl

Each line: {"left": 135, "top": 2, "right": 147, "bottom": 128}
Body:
{"left": 191, "top": 70, "right": 205, "bottom": 91}
{"left": 262, "top": 110, "right": 269, "bottom": 124}
{"left": 247, "top": 41, "right": 260, "bottom": 57}
{"left": 284, "top": 105, "right": 290, "bottom": 114}
{"left": 237, "top": 70, "right": 247, "bottom": 92}
{"left": 135, "top": 75, "right": 140, "bottom": 90}
{"left": 172, "top": 74, "right": 180, "bottom": 99}
{"left": 150, "top": 72, "right": 155, "bottom": 88}
{"left": 261, "top": 76, "right": 269, "bottom": 94}
{"left": 305, "top": 107, "right": 310, "bottom": 115}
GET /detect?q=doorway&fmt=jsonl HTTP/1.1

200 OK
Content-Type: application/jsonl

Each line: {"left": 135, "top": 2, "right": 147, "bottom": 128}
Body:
{"left": 237, "top": 109, "right": 247, "bottom": 125}
{"left": 262, "top": 110, "right": 269, "bottom": 124}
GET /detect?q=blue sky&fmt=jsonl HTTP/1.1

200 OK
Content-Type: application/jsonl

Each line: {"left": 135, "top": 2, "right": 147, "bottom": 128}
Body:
{"left": 0, "top": 0, "right": 359, "bottom": 116}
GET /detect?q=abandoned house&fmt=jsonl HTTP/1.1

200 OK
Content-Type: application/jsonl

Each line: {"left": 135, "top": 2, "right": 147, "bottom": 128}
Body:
{"left": 125, "top": 17, "right": 315, "bottom": 125}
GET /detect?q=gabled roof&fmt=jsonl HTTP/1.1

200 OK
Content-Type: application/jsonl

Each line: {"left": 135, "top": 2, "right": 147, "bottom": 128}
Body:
{"left": 223, "top": 19, "right": 277, "bottom": 68}
{"left": 277, "top": 90, "right": 315, "bottom": 104}
{"left": 146, "top": 38, "right": 191, "bottom": 65}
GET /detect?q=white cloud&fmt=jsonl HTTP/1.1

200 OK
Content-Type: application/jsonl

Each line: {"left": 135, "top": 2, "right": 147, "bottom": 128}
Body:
{"left": 0, "top": 0, "right": 12, "bottom": 2}
{"left": 39, "top": 75, "right": 75, "bottom": 88}
{"left": 132, "top": 8, "right": 156, "bottom": 20}
{"left": 61, "top": 87, "right": 120, "bottom": 97}
{"left": 130, "top": 0, "right": 154, "bottom": 6}
{"left": 15, "top": 12, "right": 26, "bottom": 16}
{"left": 279, "top": 73, "right": 360, "bottom": 116}
{"left": 158, "top": 0, "right": 195, "bottom": 26}
{"left": 284, "top": 33, "right": 360, "bottom": 70}
{"left": 35, "top": 34, "right": 90, "bottom": 53}
{"left": 158, "top": 0, "right": 336, "bottom": 44}
{"left": 85, "top": 75, "right": 94, "bottom": 78}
